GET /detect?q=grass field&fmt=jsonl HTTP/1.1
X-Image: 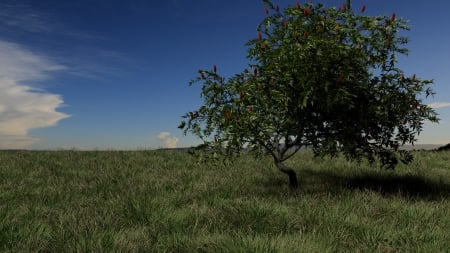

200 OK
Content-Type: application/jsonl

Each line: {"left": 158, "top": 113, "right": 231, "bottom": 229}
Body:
{"left": 1, "top": 149, "right": 449, "bottom": 252}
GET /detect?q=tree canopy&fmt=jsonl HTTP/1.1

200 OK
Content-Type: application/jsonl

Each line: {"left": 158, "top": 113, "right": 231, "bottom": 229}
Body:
{"left": 179, "top": 1, "right": 439, "bottom": 188}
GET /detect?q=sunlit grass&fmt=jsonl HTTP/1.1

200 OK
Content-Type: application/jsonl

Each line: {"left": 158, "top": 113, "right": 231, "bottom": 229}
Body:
{"left": 1, "top": 150, "right": 449, "bottom": 252}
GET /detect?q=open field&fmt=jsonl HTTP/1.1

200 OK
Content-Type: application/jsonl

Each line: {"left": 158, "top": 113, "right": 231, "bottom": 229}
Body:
{"left": 1, "top": 150, "right": 449, "bottom": 252}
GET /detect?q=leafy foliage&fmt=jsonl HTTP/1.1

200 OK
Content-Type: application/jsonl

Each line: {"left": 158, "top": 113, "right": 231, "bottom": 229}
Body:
{"left": 179, "top": 1, "right": 438, "bottom": 179}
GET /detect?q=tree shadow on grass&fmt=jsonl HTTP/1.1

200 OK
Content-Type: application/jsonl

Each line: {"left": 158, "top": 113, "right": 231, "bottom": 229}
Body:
{"left": 295, "top": 169, "right": 450, "bottom": 200}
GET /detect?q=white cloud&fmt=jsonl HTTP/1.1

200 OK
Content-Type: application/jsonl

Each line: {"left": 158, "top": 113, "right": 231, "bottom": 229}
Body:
{"left": 428, "top": 102, "right": 450, "bottom": 109}
{"left": 0, "top": 1, "right": 132, "bottom": 82}
{"left": 157, "top": 131, "right": 171, "bottom": 140}
{"left": 0, "top": 41, "right": 66, "bottom": 81}
{"left": 164, "top": 137, "right": 179, "bottom": 149}
{"left": 157, "top": 131, "right": 179, "bottom": 148}
{"left": 0, "top": 40, "right": 69, "bottom": 149}
{"left": 0, "top": 135, "right": 39, "bottom": 150}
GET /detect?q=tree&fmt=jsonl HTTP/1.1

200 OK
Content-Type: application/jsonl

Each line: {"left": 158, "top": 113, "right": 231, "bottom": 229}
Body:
{"left": 179, "top": 1, "right": 439, "bottom": 189}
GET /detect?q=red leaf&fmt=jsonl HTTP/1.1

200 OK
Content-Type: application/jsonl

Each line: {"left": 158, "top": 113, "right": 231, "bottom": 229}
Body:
{"left": 213, "top": 65, "right": 217, "bottom": 73}
{"left": 342, "top": 3, "right": 346, "bottom": 11}
{"left": 412, "top": 74, "right": 416, "bottom": 81}
{"left": 361, "top": 5, "right": 366, "bottom": 13}
{"left": 200, "top": 72, "right": 205, "bottom": 79}
{"left": 391, "top": 12, "right": 396, "bottom": 21}
{"left": 283, "top": 21, "right": 289, "bottom": 28}
{"left": 226, "top": 112, "right": 232, "bottom": 120}
{"left": 248, "top": 106, "right": 253, "bottom": 112}
{"left": 264, "top": 7, "right": 269, "bottom": 14}
{"left": 296, "top": 2, "right": 301, "bottom": 9}
{"left": 303, "top": 30, "right": 308, "bottom": 39}
{"left": 303, "top": 8, "right": 311, "bottom": 16}
{"left": 258, "top": 32, "right": 262, "bottom": 40}
{"left": 253, "top": 67, "right": 258, "bottom": 77}
{"left": 401, "top": 74, "right": 405, "bottom": 82}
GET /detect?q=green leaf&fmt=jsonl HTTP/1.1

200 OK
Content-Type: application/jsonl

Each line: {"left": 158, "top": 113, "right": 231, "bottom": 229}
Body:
{"left": 180, "top": 0, "right": 438, "bottom": 173}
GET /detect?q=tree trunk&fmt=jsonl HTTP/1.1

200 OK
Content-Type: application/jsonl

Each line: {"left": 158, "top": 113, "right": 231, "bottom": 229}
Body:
{"left": 275, "top": 160, "right": 298, "bottom": 189}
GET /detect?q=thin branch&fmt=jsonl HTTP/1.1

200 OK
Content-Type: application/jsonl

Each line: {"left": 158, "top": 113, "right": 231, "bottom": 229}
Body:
{"left": 281, "top": 146, "right": 302, "bottom": 162}
{"left": 257, "top": 139, "right": 278, "bottom": 161}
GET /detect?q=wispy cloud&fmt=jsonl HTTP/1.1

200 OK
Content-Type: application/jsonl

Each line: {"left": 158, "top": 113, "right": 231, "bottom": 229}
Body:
{"left": 0, "top": 41, "right": 65, "bottom": 81}
{"left": 157, "top": 131, "right": 179, "bottom": 148}
{"left": 0, "top": 1, "right": 52, "bottom": 33}
{"left": 0, "top": 40, "right": 69, "bottom": 149}
{"left": 61, "top": 48, "right": 140, "bottom": 81}
{"left": 428, "top": 102, "right": 450, "bottom": 109}
{"left": 0, "top": 1, "right": 135, "bottom": 82}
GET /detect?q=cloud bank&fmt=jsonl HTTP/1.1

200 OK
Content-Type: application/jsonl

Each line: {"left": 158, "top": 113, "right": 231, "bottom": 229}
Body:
{"left": 428, "top": 102, "right": 450, "bottom": 109}
{"left": 0, "top": 40, "right": 69, "bottom": 149}
{"left": 157, "top": 131, "right": 179, "bottom": 148}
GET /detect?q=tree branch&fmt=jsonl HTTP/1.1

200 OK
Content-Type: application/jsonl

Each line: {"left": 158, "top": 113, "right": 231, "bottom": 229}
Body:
{"left": 281, "top": 146, "right": 302, "bottom": 162}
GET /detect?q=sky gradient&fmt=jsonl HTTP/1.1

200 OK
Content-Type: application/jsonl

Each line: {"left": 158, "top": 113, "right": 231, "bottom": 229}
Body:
{"left": 1, "top": 0, "right": 449, "bottom": 150}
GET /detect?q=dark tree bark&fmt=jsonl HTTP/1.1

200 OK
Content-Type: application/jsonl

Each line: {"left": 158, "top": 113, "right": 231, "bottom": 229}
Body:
{"left": 275, "top": 160, "right": 298, "bottom": 189}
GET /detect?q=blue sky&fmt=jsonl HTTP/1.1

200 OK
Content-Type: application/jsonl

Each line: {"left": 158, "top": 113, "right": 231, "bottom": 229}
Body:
{"left": 0, "top": 0, "right": 449, "bottom": 150}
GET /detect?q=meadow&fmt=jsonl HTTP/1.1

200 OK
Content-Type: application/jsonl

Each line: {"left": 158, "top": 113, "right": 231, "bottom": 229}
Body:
{"left": 1, "top": 149, "right": 449, "bottom": 252}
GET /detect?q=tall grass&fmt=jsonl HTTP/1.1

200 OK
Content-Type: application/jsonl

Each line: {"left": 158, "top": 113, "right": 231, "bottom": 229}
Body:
{"left": 1, "top": 150, "right": 449, "bottom": 252}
